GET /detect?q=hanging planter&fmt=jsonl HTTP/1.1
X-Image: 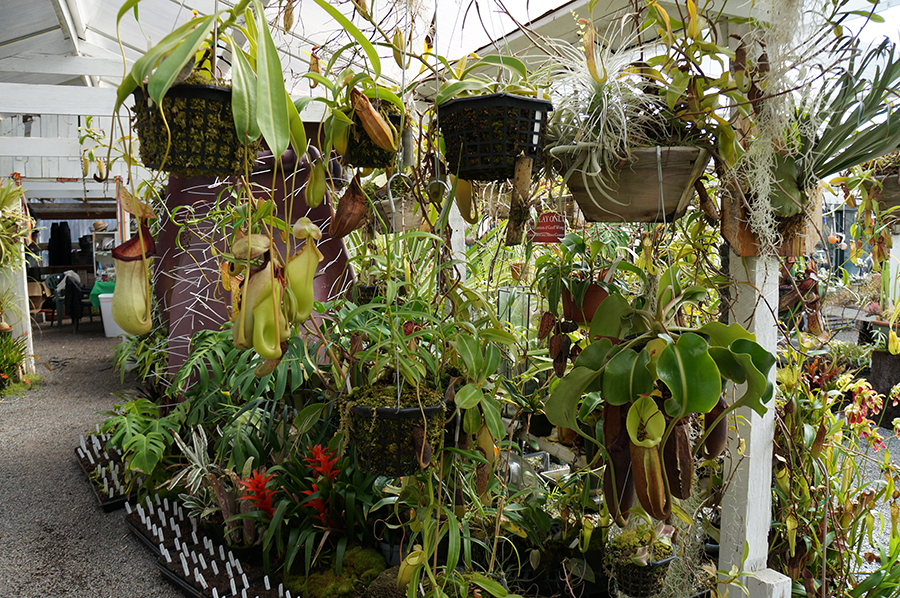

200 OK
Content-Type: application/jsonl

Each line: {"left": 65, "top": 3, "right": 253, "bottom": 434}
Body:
{"left": 345, "top": 384, "right": 446, "bottom": 478}
{"left": 346, "top": 110, "right": 404, "bottom": 169}
{"left": 866, "top": 173, "right": 900, "bottom": 210}
{"left": 373, "top": 197, "right": 425, "bottom": 233}
{"left": 133, "top": 82, "right": 256, "bottom": 178}
{"left": 564, "top": 147, "right": 710, "bottom": 223}
{"left": 437, "top": 93, "right": 552, "bottom": 182}
{"left": 560, "top": 283, "right": 609, "bottom": 325}
{"left": 613, "top": 555, "right": 676, "bottom": 598}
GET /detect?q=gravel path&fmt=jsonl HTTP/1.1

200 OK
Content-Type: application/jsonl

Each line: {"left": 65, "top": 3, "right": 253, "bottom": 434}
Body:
{"left": 0, "top": 319, "right": 179, "bottom": 598}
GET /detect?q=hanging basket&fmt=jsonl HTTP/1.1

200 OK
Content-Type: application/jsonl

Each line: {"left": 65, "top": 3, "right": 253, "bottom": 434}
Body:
{"left": 613, "top": 556, "right": 675, "bottom": 598}
{"left": 564, "top": 147, "right": 709, "bottom": 223}
{"left": 346, "top": 386, "right": 446, "bottom": 478}
{"left": 133, "top": 84, "right": 255, "bottom": 178}
{"left": 346, "top": 113, "right": 403, "bottom": 169}
{"left": 437, "top": 93, "right": 553, "bottom": 182}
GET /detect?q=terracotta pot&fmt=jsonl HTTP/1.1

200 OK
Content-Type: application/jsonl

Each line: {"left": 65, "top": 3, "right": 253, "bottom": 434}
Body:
{"left": 561, "top": 283, "right": 609, "bottom": 324}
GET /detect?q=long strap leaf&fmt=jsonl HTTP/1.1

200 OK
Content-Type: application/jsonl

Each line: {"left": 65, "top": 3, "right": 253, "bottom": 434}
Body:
{"left": 313, "top": 0, "right": 381, "bottom": 78}
{"left": 231, "top": 45, "right": 261, "bottom": 143}
{"left": 148, "top": 14, "right": 218, "bottom": 104}
{"left": 253, "top": 0, "right": 290, "bottom": 158}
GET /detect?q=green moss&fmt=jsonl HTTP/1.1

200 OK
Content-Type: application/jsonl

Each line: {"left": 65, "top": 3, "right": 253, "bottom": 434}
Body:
{"left": 346, "top": 101, "right": 404, "bottom": 169}
{"left": 284, "top": 546, "right": 387, "bottom": 598}
{"left": 365, "top": 567, "right": 406, "bottom": 598}
{"left": 132, "top": 74, "right": 258, "bottom": 178}
{"left": 342, "top": 383, "right": 445, "bottom": 478}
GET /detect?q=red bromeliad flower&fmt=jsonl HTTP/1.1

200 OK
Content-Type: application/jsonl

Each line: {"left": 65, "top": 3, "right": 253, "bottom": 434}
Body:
{"left": 238, "top": 469, "right": 276, "bottom": 518}
{"left": 300, "top": 483, "right": 332, "bottom": 526}
{"left": 304, "top": 445, "right": 340, "bottom": 483}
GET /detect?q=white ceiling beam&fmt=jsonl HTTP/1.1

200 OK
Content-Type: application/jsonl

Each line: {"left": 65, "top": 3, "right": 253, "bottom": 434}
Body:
{"left": 0, "top": 137, "right": 82, "bottom": 157}
{"left": 48, "top": 0, "right": 90, "bottom": 86}
{"left": 0, "top": 54, "right": 121, "bottom": 77}
{"left": 0, "top": 82, "right": 117, "bottom": 116}
{"left": 20, "top": 180, "right": 114, "bottom": 199}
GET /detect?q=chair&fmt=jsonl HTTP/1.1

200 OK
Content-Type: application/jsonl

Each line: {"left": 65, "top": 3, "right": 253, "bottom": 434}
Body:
{"left": 43, "top": 274, "right": 64, "bottom": 327}
{"left": 44, "top": 273, "right": 94, "bottom": 330}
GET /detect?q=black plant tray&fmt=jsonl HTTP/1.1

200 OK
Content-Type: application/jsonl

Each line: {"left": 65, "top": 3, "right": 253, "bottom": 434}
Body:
{"left": 157, "top": 559, "right": 207, "bottom": 598}
{"left": 125, "top": 512, "right": 162, "bottom": 555}
{"left": 74, "top": 447, "right": 134, "bottom": 512}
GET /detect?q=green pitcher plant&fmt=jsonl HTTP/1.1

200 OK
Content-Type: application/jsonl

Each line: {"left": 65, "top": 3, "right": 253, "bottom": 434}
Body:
{"left": 543, "top": 265, "right": 776, "bottom": 524}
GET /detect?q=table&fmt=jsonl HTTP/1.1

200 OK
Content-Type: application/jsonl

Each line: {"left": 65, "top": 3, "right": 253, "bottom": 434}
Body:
{"left": 89, "top": 281, "right": 116, "bottom": 309}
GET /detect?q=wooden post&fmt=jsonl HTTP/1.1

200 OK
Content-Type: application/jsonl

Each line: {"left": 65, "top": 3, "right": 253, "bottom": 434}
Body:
{"left": 720, "top": 250, "right": 790, "bottom": 598}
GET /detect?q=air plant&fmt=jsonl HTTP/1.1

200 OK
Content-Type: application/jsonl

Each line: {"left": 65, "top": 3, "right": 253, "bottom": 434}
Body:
{"left": 542, "top": 22, "right": 670, "bottom": 206}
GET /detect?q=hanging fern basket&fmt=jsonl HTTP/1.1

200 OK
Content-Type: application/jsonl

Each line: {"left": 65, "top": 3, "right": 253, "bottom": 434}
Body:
{"left": 437, "top": 93, "right": 552, "bottom": 182}
{"left": 133, "top": 83, "right": 256, "bottom": 178}
{"left": 564, "top": 147, "right": 709, "bottom": 223}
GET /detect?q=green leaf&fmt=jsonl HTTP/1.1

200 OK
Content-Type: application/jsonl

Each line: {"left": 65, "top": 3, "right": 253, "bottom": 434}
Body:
{"left": 463, "top": 406, "right": 482, "bottom": 434}
{"left": 658, "top": 333, "right": 721, "bottom": 417}
{"left": 697, "top": 321, "right": 754, "bottom": 348}
{"left": 574, "top": 338, "right": 613, "bottom": 371}
{"left": 123, "top": 431, "right": 165, "bottom": 473}
{"left": 471, "top": 577, "right": 508, "bottom": 598}
{"left": 455, "top": 334, "right": 481, "bottom": 377}
{"left": 602, "top": 348, "right": 654, "bottom": 406}
{"left": 286, "top": 90, "right": 308, "bottom": 153}
{"left": 147, "top": 14, "right": 218, "bottom": 104}
{"left": 435, "top": 80, "right": 493, "bottom": 105}
{"left": 293, "top": 402, "right": 324, "bottom": 434}
{"left": 253, "top": 0, "right": 290, "bottom": 158}
{"left": 231, "top": 46, "right": 261, "bottom": 143}
{"left": 460, "top": 54, "right": 528, "bottom": 80}
{"left": 455, "top": 384, "right": 484, "bottom": 409}
{"left": 481, "top": 397, "right": 506, "bottom": 442}
{"left": 728, "top": 339, "right": 776, "bottom": 416}
{"left": 479, "top": 328, "right": 516, "bottom": 345}
{"left": 588, "top": 293, "right": 634, "bottom": 340}
{"left": 312, "top": 0, "right": 380, "bottom": 77}
{"left": 545, "top": 367, "right": 600, "bottom": 429}
{"left": 481, "top": 345, "right": 502, "bottom": 379}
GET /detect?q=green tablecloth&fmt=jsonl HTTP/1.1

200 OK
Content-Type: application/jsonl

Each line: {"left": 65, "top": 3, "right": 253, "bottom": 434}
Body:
{"left": 89, "top": 281, "right": 116, "bottom": 309}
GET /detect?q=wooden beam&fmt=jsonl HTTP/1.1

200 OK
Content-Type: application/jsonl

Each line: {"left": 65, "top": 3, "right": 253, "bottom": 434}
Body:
{"left": 28, "top": 201, "right": 117, "bottom": 220}
{"left": 0, "top": 55, "right": 121, "bottom": 78}
{"left": 0, "top": 83, "right": 117, "bottom": 116}
{"left": 0, "top": 137, "right": 81, "bottom": 157}
{"left": 21, "top": 180, "right": 114, "bottom": 199}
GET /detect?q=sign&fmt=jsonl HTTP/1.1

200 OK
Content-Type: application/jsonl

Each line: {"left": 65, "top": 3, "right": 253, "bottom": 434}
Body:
{"left": 530, "top": 211, "right": 565, "bottom": 243}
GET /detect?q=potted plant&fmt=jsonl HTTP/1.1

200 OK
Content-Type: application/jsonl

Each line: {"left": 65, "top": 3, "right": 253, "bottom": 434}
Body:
{"left": 542, "top": 22, "right": 711, "bottom": 223}
{"left": 434, "top": 55, "right": 553, "bottom": 183}
{"left": 543, "top": 265, "right": 777, "bottom": 524}
{"left": 111, "top": 0, "right": 309, "bottom": 180}
{"left": 533, "top": 231, "right": 626, "bottom": 324}
{"left": 606, "top": 516, "right": 676, "bottom": 598}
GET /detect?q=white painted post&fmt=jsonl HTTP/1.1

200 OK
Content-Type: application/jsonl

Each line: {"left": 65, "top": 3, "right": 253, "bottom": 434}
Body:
{"left": 0, "top": 255, "right": 35, "bottom": 375}
{"left": 449, "top": 200, "right": 467, "bottom": 284}
{"left": 888, "top": 224, "right": 900, "bottom": 310}
{"left": 720, "top": 251, "right": 790, "bottom": 598}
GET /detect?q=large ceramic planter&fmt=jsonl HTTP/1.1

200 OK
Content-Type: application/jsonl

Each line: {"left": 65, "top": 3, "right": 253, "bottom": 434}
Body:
{"left": 133, "top": 83, "right": 256, "bottom": 177}
{"left": 437, "top": 93, "right": 553, "bottom": 182}
{"left": 561, "top": 283, "right": 609, "bottom": 324}
{"left": 871, "top": 348, "right": 900, "bottom": 424}
{"left": 564, "top": 147, "right": 709, "bottom": 223}
{"left": 346, "top": 386, "right": 446, "bottom": 477}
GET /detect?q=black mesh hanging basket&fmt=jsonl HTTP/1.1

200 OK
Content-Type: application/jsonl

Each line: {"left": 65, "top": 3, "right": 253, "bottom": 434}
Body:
{"left": 613, "top": 556, "right": 675, "bottom": 598}
{"left": 346, "top": 388, "right": 446, "bottom": 478}
{"left": 436, "top": 93, "right": 553, "bottom": 182}
{"left": 133, "top": 84, "right": 256, "bottom": 178}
